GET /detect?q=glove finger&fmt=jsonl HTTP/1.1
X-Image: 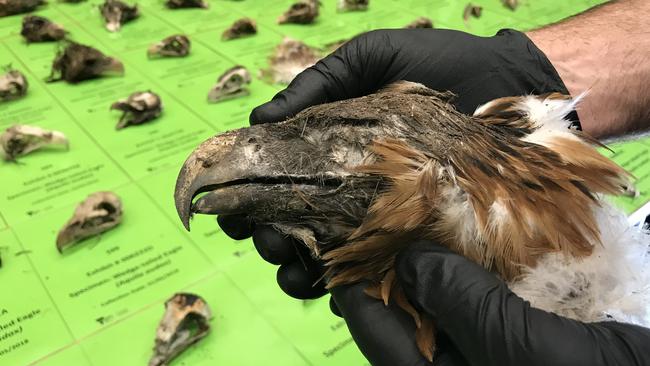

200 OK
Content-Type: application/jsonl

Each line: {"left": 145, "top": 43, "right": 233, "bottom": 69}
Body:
{"left": 331, "top": 282, "right": 434, "bottom": 366}
{"left": 249, "top": 51, "right": 354, "bottom": 125}
{"left": 329, "top": 296, "right": 342, "bottom": 317}
{"left": 251, "top": 225, "right": 299, "bottom": 265}
{"left": 249, "top": 29, "right": 403, "bottom": 125}
{"left": 396, "top": 241, "right": 603, "bottom": 366}
{"left": 217, "top": 214, "right": 254, "bottom": 240}
{"left": 277, "top": 259, "right": 327, "bottom": 299}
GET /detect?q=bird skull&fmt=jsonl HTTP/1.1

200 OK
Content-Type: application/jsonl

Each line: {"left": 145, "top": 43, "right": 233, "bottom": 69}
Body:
{"left": 0, "top": 67, "right": 28, "bottom": 102}
{"left": 1, "top": 124, "right": 68, "bottom": 161}
{"left": 502, "top": 0, "right": 518, "bottom": 10}
{"left": 277, "top": 0, "right": 319, "bottom": 24}
{"left": 110, "top": 91, "right": 162, "bottom": 130}
{"left": 149, "top": 293, "right": 211, "bottom": 366}
{"left": 56, "top": 191, "right": 122, "bottom": 252}
{"left": 337, "top": 0, "right": 369, "bottom": 12}
{"left": 99, "top": 0, "right": 139, "bottom": 32}
{"left": 262, "top": 38, "right": 320, "bottom": 84}
{"left": 20, "top": 15, "right": 66, "bottom": 43}
{"left": 221, "top": 18, "right": 257, "bottom": 41}
{"left": 165, "top": 0, "right": 207, "bottom": 9}
{"left": 47, "top": 41, "right": 124, "bottom": 83}
{"left": 0, "top": 0, "right": 45, "bottom": 17}
{"left": 147, "top": 35, "right": 191, "bottom": 58}
{"left": 463, "top": 3, "right": 483, "bottom": 21}
{"left": 207, "top": 66, "right": 251, "bottom": 103}
{"left": 405, "top": 17, "right": 433, "bottom": 29}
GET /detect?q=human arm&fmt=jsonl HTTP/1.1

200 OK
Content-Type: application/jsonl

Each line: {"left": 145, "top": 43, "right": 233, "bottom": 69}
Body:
{"left": 527, "top": 0, "right": 650, "bottom": 138}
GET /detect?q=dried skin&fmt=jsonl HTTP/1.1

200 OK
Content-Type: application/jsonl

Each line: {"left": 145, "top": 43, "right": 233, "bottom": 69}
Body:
{"left": 207, "top": 65, "right": 251, "bottom": 103}
{"left": 175, "top": 82, "right": 633, "bottom": 361}
{"left": 0, "top": 67, "right": 28, "bottom": 102}
{"left": 405, "top": 17, "right": 433, "bottom": 29}
{"left": 278, "top": 0, "right": 319, "bottom": 24}
{"left": 111, "top": 91, "right": 162, "bottom": 130}
{"left": 99, "top": 0, "right": 139, "bottom": 32}
{"left": 47, "top": 41, "right": 124, "bottom": 83}
{"left": 165, "top": 0, "right": 207, "bottom": 9}
{"left": 21, "top": 15, "right": 66, "bottom": 43}
{"left": 149, "top": 293, "right": 211, "bottom": 366}
{"left": 0, "top": 0, "right": 44, "bottom": 17}
{"left": 261, "top": 38, "right": 321, "bottom": 84}
{"left": 56, "top": 191, "right": 122, "bottom": 252}
{"left": 221, "top": 17, "right": 256, "bottom": 41}
{"left": 337, "top": 0, "right": 368, "bottom": 12}
{"left": 148, "top": 35, "right": 191, "bottom": 58}
{"left": 1, "top": 124, "right": 68, "bottom": 161}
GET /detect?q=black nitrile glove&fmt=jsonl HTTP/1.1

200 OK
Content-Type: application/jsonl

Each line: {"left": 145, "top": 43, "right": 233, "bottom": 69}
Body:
{"left": 331, "top": 241, "right": 650, "bottom": 366}
{"left": 218, "top": 27, "right": 571, "bottom": 299}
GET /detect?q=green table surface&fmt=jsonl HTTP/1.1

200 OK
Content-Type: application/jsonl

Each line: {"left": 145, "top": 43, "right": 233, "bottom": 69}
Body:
{"left": 4, "top": 0, "right": 648, "bottom": 365}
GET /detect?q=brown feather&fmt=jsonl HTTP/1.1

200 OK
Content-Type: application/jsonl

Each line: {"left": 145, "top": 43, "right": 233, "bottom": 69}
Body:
{"left": 416, "top": 315, "right": 436, "bottom": 362}
{"left": 380, "top": 269, "right": 396, "bottom": 306}
{"left": 315, "top": 88, "right": 632, "bottom": 362}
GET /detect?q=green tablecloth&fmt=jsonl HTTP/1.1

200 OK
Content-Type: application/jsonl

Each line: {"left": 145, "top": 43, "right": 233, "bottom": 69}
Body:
{"left": 4, "top": 0, "right": 648, "bottom": 365}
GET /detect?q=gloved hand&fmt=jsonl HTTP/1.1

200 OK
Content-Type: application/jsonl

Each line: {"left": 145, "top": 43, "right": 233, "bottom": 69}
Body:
{"left": 218, "top": 27, "right": 572, "bottom": 300}
{"left": 331, "top": 241, "right": 650, "bottom": 366}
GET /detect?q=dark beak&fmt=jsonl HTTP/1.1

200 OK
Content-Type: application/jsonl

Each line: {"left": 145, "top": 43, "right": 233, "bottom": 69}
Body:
{"left": 174, "top": 121, "right": 363, "bottom": 231}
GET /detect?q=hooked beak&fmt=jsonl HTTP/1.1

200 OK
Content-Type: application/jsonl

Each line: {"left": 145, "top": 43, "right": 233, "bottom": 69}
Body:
{"left": 174, "top": 128, "right": 266, "bottom": 230}
{"left": 102, "top": 57, "right": 125, "bottom": 76}
{"left": 147, "top": 43, "right": 163, "bottom": 58}
{"left": 55, "top": 225, "right": 78, "bottom": 252}
{"left": 174, "top": 124, "right": 350, "bottom": 231}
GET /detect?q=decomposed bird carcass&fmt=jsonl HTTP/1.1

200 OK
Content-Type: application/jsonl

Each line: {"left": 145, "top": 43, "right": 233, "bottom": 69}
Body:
{"left": 174, "top": 81, "right": 650, "bottom": 361}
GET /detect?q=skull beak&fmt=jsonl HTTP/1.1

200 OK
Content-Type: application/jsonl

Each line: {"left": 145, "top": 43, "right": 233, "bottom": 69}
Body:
{"left": 147, "top": 43, "right": 163, "bottom": 58}
{"left": 101, "top": 57, "right": 125, "bottom": 76}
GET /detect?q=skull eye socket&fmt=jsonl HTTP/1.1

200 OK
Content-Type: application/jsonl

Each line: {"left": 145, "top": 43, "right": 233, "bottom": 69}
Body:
{"left": 97, "top": 202, "right": 117, "bottom": 214}
{"left": 228, "top": 74, "right": 243, "bottom": 85}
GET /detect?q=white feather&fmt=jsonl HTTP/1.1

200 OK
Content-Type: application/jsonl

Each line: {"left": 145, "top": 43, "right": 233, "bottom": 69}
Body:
{"left": 520, "top": 92, "right": 588, "bottom": 147}
{"left": 510, "top": 202, "right": 650, "bottom": 327}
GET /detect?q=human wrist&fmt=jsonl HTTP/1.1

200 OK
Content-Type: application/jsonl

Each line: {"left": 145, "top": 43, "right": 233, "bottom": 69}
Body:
{"left": 526, "top": 0, "right": 650, "bottom": 138}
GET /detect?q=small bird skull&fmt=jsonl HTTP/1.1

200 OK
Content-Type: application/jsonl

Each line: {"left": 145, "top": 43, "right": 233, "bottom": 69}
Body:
{"left": 405, "top": 17, "right": 433, "bottom": 29}
{"left": 221, "top": 17, "right": 257, "bottom": 41}
{"left": 337, "top": 0, "right": 368, "bottom": 12}
{"left": 502, "top": 0, "right": 518, "bottom": 10}
{"left": 277, "top": 0, "right": 319, "bottom": 24}
{"left": 0, "top": 67, "right": 28, "bottom": 102}
{"left": 47, "top": 41, "right": 124, "bottom": 83}
{"left": 99, "top": 0, "right": 139, "bottom": 32}
{"left": 149, "top": 293, "right": 212, "bottom": 366}
{"left": 207, "top": 66, "right": 251, "bottom": 103}
{"left": 56, "top": 191, "right": 122, "bottom": 252}
{"left": 0, "top": 0, "right": 45, "bottom": 17}
{"left": 148, "top": 35, "right": 191, "bottom": 58}
{"left": 463, "top": 3, "right": 483, "bottom": 22}
{"left": 165, "top": 0, "right": 207, "bottom": 9}
{"left": 21, "top": 15, "right": 66, "bottom": 43}
{"left": 262, "top": 38, "right": 320, "bottom": 84}
{"left": 111, "top": 91, "right": 162, "bottom": 130}
{"left": 0, "top": 124, "right": 68, "bottom": 161}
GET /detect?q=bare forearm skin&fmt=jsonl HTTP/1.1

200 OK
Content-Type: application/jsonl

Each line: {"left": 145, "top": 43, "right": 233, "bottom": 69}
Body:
{"left": 527, "top": 0, "right": 650, "bottom": 139}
